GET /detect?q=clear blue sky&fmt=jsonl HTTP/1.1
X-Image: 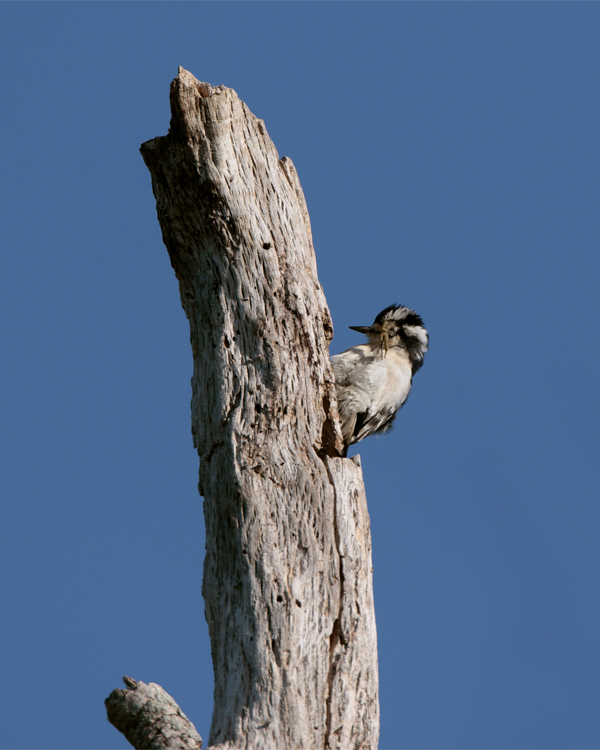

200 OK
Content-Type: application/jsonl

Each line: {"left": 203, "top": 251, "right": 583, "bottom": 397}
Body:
{"left": 2, "top": 3, "right": 600, "bottom": 749}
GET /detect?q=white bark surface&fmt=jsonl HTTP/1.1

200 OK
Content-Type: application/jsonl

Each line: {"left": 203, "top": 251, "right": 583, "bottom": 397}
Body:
{"left": 106, "top": 677, "right": 203, "bottom": 750}
{"left": 123, "top": 68, "right": 379, "bottom": 750}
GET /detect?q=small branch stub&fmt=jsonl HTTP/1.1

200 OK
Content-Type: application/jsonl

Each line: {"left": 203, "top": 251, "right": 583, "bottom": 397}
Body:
{"left": 105, "top": 677, "right": 203, "bottom": 750}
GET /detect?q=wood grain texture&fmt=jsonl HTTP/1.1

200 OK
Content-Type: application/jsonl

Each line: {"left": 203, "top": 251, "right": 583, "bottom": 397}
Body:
{"left": 132, "top": 68, "right": 379, "bottom": 750}
{"left": 105, "top": 677, "right": 203, "bottom": 750}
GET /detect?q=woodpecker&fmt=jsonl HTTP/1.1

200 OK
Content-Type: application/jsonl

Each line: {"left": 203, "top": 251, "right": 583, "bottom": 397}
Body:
{"left": 331, "top": 304, "right": 428, "bottom": 454}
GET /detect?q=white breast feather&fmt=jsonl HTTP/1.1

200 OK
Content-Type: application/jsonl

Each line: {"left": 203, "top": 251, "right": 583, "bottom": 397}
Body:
{"left": 331, "top": 345, "right": 413, "bottom": 445}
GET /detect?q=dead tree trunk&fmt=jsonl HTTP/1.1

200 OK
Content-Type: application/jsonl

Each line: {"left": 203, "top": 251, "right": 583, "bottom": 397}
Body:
{"left": 109, "top": 68, "right": 379, "bottom": 750}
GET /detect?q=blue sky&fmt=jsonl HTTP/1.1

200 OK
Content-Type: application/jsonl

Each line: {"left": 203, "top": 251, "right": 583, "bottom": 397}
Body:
{"left": 2, "top": 3, "right": 600, "bottom": 749}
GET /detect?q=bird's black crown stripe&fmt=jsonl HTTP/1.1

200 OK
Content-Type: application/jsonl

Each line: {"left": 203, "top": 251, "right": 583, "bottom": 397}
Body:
{"left": 373, "top": 304, "right": 425, "bottom": 330}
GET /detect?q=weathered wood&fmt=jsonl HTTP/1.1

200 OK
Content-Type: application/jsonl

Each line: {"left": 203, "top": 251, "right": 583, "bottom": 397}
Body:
{"left": 110, "top": 68, "right": 379, "bottom": 750}
{"left": 105, "top": 677, "right": 203, "bottom": 750}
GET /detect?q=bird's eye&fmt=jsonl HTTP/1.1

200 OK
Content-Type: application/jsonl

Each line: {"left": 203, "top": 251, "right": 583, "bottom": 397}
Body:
{"left": 388, "top": 326, "right": 398, "bottom": 336}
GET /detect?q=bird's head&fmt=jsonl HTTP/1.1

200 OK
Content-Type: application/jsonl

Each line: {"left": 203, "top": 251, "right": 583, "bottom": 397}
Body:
{"left": 350, "top": 304, "right": 429, "bottom": 371}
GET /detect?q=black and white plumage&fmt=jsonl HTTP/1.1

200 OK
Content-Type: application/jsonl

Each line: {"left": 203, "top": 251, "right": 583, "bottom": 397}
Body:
{"left": 331, "top": 304, "right": 428, "bottom": 453}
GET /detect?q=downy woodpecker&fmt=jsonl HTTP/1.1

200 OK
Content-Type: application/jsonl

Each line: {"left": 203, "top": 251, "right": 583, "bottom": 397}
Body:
{"left": 331, "top": 304, "right": 428, "bottom": 454}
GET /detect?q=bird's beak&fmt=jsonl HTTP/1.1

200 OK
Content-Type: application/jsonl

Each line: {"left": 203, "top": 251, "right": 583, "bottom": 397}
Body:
{"left": 349, "top": 326, "right": 372, "bottom": 335}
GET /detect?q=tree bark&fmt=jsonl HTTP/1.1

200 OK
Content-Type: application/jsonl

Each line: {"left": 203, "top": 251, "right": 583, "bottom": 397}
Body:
{"left": 106, "top": 677, "right": 203, "bottom": 750}
{"left": 112, "top": 68, "right": 378, "bottom": 750}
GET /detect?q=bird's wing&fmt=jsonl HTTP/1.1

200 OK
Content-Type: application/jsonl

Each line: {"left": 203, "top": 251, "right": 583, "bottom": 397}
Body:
{"left": 330, "top": 348, "right": 365, "bottom": 386}
{"left": 351, "top": 406, "right": 398, "bottom": 444}
{"left": 334, "top": 383, "right": 370, "bottom": 446}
